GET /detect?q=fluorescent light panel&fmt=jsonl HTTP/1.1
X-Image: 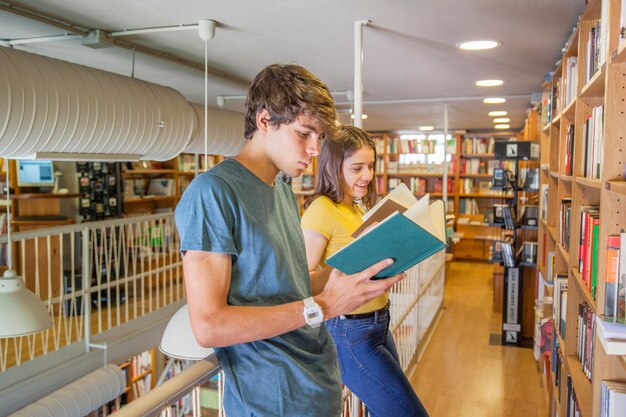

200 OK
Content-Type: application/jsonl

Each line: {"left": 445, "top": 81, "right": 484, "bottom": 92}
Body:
{"left": 493, "top": 118, "right": 510, "bottom": 123}
{"left": 476, "top": 79, "right": 503, "bottom": 87}
{"left": 483, "top": 97, "right": 506, "bottom": 104}
{"left": 488, "top": 111, "right": 508, "bottom": 116}
{"left": 457, "top": 40, "right": 501, "bottom": 50}
{"left": 494, "top": 124, "right": 510, "bottom": 129}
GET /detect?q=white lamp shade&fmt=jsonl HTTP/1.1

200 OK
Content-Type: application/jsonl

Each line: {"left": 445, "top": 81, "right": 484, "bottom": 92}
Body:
{"left": 0, "top": 270, "right": 52, "bottom": 337}
{"left": 160, "top": 304, "right": 213, "bottom": 360}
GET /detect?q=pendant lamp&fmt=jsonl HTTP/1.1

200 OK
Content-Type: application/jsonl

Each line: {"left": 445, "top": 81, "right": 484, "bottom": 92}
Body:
{"left": 0, "top": 159, "right": 52, "bottom": 337}
{"left": 160, "top": 304, "right": 213, "bottom": 360}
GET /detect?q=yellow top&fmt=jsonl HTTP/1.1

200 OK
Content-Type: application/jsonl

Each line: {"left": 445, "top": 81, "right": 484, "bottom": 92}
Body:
{"left": 301, "top": 196, "right": 388, "bottom": 314}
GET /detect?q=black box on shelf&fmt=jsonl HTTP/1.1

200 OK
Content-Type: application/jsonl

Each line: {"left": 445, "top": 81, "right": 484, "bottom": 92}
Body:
{"left": 522, "top": 241, "right": 537, "bottom": 265}
{"left": 494, "top": 140, "right": 539, "bottom": 160}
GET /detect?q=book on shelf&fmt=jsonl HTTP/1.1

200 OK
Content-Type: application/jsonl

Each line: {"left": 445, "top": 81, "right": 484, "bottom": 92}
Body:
{"left": 554, "top": 274, "right": 568, "bottom": 338}
{"left": 564, "top": 123, "right": 575, "bottom": 176}
{"left": 605, "top": 231, "right": 626, "bottom": 321}
{"left": 600, "top": 380, "right": 626, "bottom": 417}
{"left": 560, "top": 198, "right": 572, "bottom": 251}
{"left": 520, "top": 205, "right": 539, "bottom": 227}
{"left": 581, "top": 105, "right": 604, "bottom": 180}
{"left": 521, "top": 241, "right": 538, "bottom": 265}
{"left": 577, "top": 301, "right": 595, "bottom": 380}
{"left": 595, "top": 317, "right": 626, "bottom": 355}
{"left": 327, "top": 183, "right": 446, "bottom": 279}
{"left": 540, "top": 184, "right": 549, "bottom": 221}
{"left": 146, "top": 178, "right": 175, "bottom": 196}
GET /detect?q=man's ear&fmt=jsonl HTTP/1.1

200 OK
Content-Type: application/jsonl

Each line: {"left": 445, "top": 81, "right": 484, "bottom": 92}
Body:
{"left": 255, "top": 109, "right": 272, "bottom": 134}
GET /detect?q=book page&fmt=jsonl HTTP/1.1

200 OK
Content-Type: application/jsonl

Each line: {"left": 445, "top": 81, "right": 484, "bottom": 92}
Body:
{"left": 362, "top": 183, "right": 416, "bottom": 222}
{"left": 403, "top": 194, "right": 446, "bottom": 242}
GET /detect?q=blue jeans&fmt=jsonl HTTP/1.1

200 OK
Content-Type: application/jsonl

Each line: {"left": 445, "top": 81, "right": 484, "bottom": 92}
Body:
{"left": 326, "top": 308, "right": 429, "bottom": 417}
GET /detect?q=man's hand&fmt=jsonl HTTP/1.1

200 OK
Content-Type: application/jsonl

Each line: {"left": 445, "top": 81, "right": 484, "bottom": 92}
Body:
{"left": 315, "top": 258, "right": 405, "bottom": 319}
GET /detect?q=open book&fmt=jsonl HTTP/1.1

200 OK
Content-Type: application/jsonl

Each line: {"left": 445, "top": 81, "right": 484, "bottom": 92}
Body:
{"left": 327, "top": 183, "right": 447, "bottom": 279}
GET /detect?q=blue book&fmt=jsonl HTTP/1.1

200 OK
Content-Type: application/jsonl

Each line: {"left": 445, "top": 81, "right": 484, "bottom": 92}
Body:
{"left": 326, "top": 189, "right": 447, "bottom": 279}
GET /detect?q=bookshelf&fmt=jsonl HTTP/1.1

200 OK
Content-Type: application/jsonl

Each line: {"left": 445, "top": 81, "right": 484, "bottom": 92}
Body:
{"left": 370, "top": 132, "right": 455, "bottom": 207}
{"left": 122, "top": 153, "right": 222, "bottom": 215}
{"left": 536, "top": 0, "right": 626, "bottom": 415}
{"left": 120, "top": 348, "right": 156, "bottom": 404}
{"left": 454, "top": 133, "right": 519, "bottom": 261}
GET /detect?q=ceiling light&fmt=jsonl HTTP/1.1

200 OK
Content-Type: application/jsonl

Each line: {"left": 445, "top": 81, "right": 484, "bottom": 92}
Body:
{"left": 350, "top": 114, "right": 368, "bottom": 119}
{"left": 476, "top": 79, "right": 504, "bottom": 87}
{"left": 483, "top": 97, "right": 506, "bottom": 104}
{"left": 457, "top": 40, "right": 501, "bottom": 50}
{"left": 493, "top": 118, "right": 510, "bottom": 123}
{"left": 488, "top": 111, "right": 508, "bottom": 117}
{"left": 418, "top": 126, "right": 434, "bottom": 131}
{"left": 494, "top": 124, "right": 510, "bottom": 129}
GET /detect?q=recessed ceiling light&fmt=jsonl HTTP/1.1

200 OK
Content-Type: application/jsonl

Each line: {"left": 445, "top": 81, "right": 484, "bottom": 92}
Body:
{"left": 494, "top": 124, "right": 510, "bottom": 129}
{"left": 418, "top": 126, "right": 434, "bottom": 131}
{"left": 350, "top": 114, "right": 368, "bottom": 119}
{"left": 488, "top": 111, "right": 508, "bottom": 116}
{"left": 476, "top": 79, "right": 504, "bottom": 87}
{"left": 483, "top": 97, "right": 506, "bottom": 104}
{"left": 457, "top": 40, "right": 501, "bottom": 51}
{"left": 493, "top": 117, "right": 510, "bottom": 123}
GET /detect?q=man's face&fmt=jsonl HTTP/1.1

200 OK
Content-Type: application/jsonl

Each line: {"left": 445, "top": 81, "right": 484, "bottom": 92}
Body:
{"left": 265, "top": 113, "right": 324, "bottom": 178}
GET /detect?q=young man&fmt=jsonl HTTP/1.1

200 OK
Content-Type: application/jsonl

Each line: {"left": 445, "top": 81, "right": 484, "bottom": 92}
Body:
{"left": 175, "top": 64, "right": 405, "bottom": 417}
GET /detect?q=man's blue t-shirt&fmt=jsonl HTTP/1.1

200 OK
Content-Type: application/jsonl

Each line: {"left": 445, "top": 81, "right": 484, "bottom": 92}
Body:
{"left": 175, "top": 158, "right": 341, "bottom": 417}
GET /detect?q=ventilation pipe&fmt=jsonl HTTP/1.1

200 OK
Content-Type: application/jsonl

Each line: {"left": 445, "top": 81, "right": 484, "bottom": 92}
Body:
{"left": 0, "top": 47, "right": 197, "bottom": 161}
{"left": 184, "top": 104, "right": 246, "bottom": 156}
{"left": 8, "top": 364, "right": 126, "bottom": 417}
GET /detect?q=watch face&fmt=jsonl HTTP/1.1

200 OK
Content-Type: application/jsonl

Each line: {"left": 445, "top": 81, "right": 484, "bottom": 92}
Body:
{"left": 307, "top": 311, "right": 321, "bottom": 320}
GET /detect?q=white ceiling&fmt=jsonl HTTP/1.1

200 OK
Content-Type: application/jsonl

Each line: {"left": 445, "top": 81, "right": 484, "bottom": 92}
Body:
{"left": 0, "top": 0, "right": 586, "bottom": 134}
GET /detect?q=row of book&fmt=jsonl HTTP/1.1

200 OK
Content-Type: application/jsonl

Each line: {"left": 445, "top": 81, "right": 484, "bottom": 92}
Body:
{"left": 386, "top": 177, "right": 454, "bottom": 195}
{"left": 600, "top": 380, "right": 626, "bottom": 417}
{"left": 386, "top": 137, "right": 443, "bottom": 154}
{"left": 124, "top": 178, "right": 177, "bottom": 198}
{"left": 577, "top": 301, "right": 595, "bottom": 381}
{"left": 562, "top": 56, "right": 578, "bottom": 110}
{"left": 578, "top": 206, "right": 600, "bottom": 299}
{"left": 563, "top": 123, "right": 575, "bottom": 176}
{"left": 566, "top": 376, "right": 582, "bottom": 417}
{"left": 581, "top": 104, "right": 604, "bottom": 180}
{"left": 459, "top": 158, "right": 501, "bottom": 175}
{"left": 584, "top": 7, "right": 608, "bottom": 84}
{"left": 460, "top": 137, "right": 494, "bottom": 155}
{"left": 559, "top": 198, "right": 572, "bottom": 252}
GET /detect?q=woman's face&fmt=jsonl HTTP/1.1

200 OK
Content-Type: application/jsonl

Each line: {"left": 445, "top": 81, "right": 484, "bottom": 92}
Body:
{"left": 341, "top": 146, "right": 375, "bottom": 204}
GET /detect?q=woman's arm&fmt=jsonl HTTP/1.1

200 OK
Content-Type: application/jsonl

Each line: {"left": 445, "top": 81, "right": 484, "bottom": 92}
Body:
{"left": 302, "top": 228, "right": 333, "bottom": 295}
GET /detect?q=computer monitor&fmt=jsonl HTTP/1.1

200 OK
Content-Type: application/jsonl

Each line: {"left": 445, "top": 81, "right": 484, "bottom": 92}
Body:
{"left": 17, "top": 160, "right": 55, "bottom": 187}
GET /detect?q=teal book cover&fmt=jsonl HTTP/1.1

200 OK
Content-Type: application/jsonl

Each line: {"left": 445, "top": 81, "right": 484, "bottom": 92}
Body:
{"left": 326, "top": 194, "right": 447, "bottom": 279}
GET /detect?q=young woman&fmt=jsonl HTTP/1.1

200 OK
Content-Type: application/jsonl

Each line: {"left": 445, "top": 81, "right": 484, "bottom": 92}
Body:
{"left": 301, "top": 125, "right": 429, "bottom": 417}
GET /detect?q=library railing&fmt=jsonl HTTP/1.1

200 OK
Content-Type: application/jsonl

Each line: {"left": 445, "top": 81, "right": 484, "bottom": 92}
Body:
{"left": 0, "top": 212, "right": 185, "bottom": 371}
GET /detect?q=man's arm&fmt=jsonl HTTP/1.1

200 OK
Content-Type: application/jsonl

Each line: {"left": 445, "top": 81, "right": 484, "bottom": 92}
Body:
{"left": 183, "top": 250, "right": 403, "bottom": 348}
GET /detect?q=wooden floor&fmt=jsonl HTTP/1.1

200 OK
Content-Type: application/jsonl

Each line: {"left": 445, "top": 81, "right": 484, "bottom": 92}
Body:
{"left": 410, "top": 261, "right": 547, "bottom": 417}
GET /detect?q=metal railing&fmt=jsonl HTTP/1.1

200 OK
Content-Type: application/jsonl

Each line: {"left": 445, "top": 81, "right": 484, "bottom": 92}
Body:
{"left": 0, "top": 213, "right": 185, "bottom": 371}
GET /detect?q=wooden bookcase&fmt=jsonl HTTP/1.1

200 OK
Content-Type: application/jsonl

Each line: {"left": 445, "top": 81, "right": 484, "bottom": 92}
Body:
{"left": 122, "top": 153, "right": 222, "bottom": 215}
{"left": 119, "top": 347, "right": 156, "bottom": 404}
{"left": 537, "top": 0, "right": 626, "bottom": 415}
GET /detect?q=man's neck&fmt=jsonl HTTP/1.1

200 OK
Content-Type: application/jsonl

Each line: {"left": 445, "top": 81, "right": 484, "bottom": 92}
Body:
{"left": 233, "top": 139, "right": 278, "bottom": 186}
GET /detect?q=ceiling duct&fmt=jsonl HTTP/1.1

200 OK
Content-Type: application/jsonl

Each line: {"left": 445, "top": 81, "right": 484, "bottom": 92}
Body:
{"left": 0, "top": 47, "right": 197, "bottom": 161}
{"left": 8, "top": 364, "right": 126, "bottom": 417}
{"left": 184, "top": 103, "right": 245, "bottom": 156}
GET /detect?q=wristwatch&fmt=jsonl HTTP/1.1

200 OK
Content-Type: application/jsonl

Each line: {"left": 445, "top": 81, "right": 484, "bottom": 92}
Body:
{"left": 303, "top": 297, "right": 323, "bottom": 328}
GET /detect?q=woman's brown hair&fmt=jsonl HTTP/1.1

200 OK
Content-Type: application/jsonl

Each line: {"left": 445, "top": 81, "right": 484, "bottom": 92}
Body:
{"left": 305, "top": 125, "right": 377, "bottom": 210}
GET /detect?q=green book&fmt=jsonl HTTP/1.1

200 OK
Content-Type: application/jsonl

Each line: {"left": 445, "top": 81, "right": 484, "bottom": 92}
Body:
{"left": 326, "top": 188, "right": 447, "bottom": 279}
{"left": 591, "top": 222, "right": 599, "bottom": 299}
